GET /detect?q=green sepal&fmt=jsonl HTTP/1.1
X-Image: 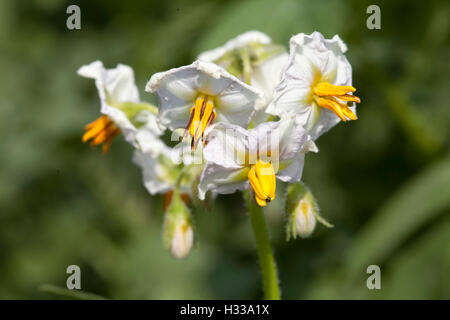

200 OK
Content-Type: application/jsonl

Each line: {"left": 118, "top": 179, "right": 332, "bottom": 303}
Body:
{"left": 115, "top": 101, "right": 158, "bottom": 128}
{"left": 104, "top": 89, "right": 158, "bottom": 128}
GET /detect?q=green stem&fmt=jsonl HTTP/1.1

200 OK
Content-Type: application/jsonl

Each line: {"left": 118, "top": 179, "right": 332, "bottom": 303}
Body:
{"left": 244, "top": 191, "right": 281, "bottom": 300}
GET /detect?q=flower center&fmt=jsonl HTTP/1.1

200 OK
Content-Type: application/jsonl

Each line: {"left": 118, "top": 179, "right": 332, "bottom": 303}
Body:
{"left": 183, "top": 94, "right": 216, "bottom": 150}
{"left": 312, "top": 82, "right": 360, "bottom": 122}
{"left": 82, "top": 115, "right": 121, "bottom": 154}
{"left": 248, "top": 160, "right": 276, "bottom": 207}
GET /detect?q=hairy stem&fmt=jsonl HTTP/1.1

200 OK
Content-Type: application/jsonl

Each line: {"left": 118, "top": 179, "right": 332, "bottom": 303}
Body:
{"left": 244, "top": 191, "right": 281, "bottom": 300}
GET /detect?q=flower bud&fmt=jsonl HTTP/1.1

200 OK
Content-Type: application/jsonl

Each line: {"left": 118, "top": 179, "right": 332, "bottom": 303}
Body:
{"left": 285, "top": 182, "right": 332, "bottom": 240}
{"left": 170, "top": 218, "right": 194, "bottom": 259}
{"left": 163, "top": 190, "right": 194, "bottom": 259}
{"left": 294, "top": 197, "right": 317, "bottom": 238}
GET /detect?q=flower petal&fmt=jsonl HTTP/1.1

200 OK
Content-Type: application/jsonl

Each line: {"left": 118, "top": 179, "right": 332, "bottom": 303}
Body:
{"left": 307, "top": 104, "right": 356, "bottom": 140}
{"left": 198, "top": 30, "right": 272, "bottom": 62}
{"left": 249, "top": 117, "right": 308, "bottom": 172}
{"left": 78, "top": 61, "right": 145, "bottom": 145}
{"left": 78, "top": 60, "right": 140, "bottom": 106}
{"left": 198, "top": 163, "right": 249, "bottom": 200}
{"left": 135, "top": 129, "right": 167, "bottom": 158}
{"left": 277, "top": 136, "right": 318, "bottom": 182}
{"left": 266, "top": 79, "right": 311, "bottom": 117}
{"left": 251, "top": 52, "right": 289, "bottom": 110}
{"left": 214, "top": 83, "right": 259, "bottom": 128}
{"left": 147, "top": 60, "right": 262, "bottom": 131}
{"left": 133, "top": 150, "right": 174, "bottom": 195}
{"left": 203, "top": 122, "right": 249, "bottom": 169}
{"left": 198, "top": 31, "right": 285, "bottom": 112}
{"left": 268, "top": 32, "right": 355, "bottom": 139}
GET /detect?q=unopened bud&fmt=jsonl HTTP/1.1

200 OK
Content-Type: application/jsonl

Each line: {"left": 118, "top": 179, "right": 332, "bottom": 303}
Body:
{"left": 163, "top": 190, "right": 194, "bottom": 259}
{"left": 294, "top": 197, "right": 317, "bottom": 238}
{"left": 170, "top": 218, "right": 194, "bottom": 259}
{"left": 286, "top": 182, "right": 332, "bottom": 240}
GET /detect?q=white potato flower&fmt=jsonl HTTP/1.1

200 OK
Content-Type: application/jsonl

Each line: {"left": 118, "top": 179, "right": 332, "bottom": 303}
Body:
{"left": 78, "top": 60, "right": 164, "bottom": 154}
{"left": 146, "top": 60, "right": 262, "bottom": 150}
{"left": 267, "top": 32, "right": 360, "bottom": 140}
{"left": 198, "top": 117, "right": 318, "bottom": 207}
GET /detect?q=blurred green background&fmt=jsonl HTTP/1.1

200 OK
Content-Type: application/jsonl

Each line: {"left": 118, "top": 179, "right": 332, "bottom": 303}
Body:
{"left": 0, "top": 0, "right": 449, "bottom": 299}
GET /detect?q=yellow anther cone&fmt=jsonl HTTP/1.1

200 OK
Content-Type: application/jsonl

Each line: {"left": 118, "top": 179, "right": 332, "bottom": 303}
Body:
{"left": 185, "top": 95, "right": 216, "bottom": 149}
{"left": 313, "top": 82, "right": 360, "bottom": 121}
{"left": 248, "top": 160, "right": 276, "bottom": 207}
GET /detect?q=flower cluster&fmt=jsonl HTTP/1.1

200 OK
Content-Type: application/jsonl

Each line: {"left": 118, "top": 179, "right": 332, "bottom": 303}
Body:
{"left": 79, "top": 31, "right": 360, "bottom": 259}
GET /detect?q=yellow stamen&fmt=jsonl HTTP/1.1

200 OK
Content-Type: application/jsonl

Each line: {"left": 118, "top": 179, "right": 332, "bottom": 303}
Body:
{"left": 312, "top": 82, "right": 360, "bottom": 121}
{"left": 337, "top": 94, "right": 361, "bottom": 103}
{"left": 315, "top": 97, "right": 347, "bottom": 122}
{"left": 248, "top": 160, "right": 276, "bottom": 207}
{"left": 82, "top": 115, "right": 121, "bottom": 154}
{"left": 313, "top": 82, "right": 356, "bottom": 96}
{"left": 183, "top": 95, "right": 216, "bottom": 150}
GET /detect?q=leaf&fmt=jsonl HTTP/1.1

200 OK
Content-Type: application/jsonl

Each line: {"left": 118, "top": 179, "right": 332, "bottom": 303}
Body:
{"left": 345, "top": 155, "right": 450, "bottom": 275}
{"left": 39, "top": 284, "right": 107, "bottom": 300}
{"left": 385, "top": 84, "right": 444, "bottom": 157}
{"left": 381, "top": 216, "right": 450, "bottom": 299}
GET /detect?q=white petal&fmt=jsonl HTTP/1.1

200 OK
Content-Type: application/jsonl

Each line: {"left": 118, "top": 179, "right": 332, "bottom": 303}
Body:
{"left": 283, "top": 52, "right": 315, "bottom": 84}
{"left": 251, "top": 52, "right": 289, "bottom": 110}
{"left": 203, "top": 122, "right": 249, "bottom": 168}
{"left": 78, "top": 61, "right": 143, "bottom": 146}
{"left": 135, "top": 110, "right": 166, "bottom": 136}
{"left": 133, "top": 150, "right": 173, "bottom": 195}
{"left": 266, "top": 78, "right": 311, "bottom": 117}
{"left": 101, "top": 105, "right": 137, "bottom": 144}
{"left": 172, "top": 138, "right": 204, "bottom": 166}
{"left": 277, "top": 135, "right": 318, "bottom": 182}
{"left": 249, "top": 117, "right": 307, "bottom": 170}
{"left": 198, "top": 30, "right": 272, "bottom": 62}
{"left": 198, "top": 163, "right": 249, "bottom": 200}
{"left": 78, "top": 60, "right": 140, "bottom": 105}
{"left": 302, "top": 138, "right": 319, "bottom": 153}
{"left": 277, "top": 156, "right": 305, "bottom": 183}
{"left": 215, "top": 83, "right": 259, "bottom": 128}
{"left": 308, "top": 104, "right": 357, "bottom": 140}
{"left": 147, "top": 65, "right": 199, "bottom": 130}
{"left": 198, "top": 31, "right": 285, "bottom": 112}
{"left": 147, "top": 60, "right": 261, "bottom": 131}
{"left": 77, "top": 60, "right": 103, "bottom": 80}
{"left": 276, "top": 117, "right": 308, "bottom": 161}
{"left": 135, "top": 130, "right": 166, "bottom": 158}
{"left": 289, "top": 31, "right": 352, "bottom": 87}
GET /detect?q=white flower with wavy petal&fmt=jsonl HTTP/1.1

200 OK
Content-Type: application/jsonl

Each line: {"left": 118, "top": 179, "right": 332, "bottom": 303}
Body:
{"left": 198, "top": 117, "right": 317, "bottom": 207}
{"left": 146, "top": 60, "right": 262, "bottom": 151}
{"left": 267, "top": 32, "right": 360, "bottom": 140}
{"left": 78, "top": 60, "right": 164, "bottom": 155}
{"left": 198, "top": 30, "right": 289, "bottom": 112}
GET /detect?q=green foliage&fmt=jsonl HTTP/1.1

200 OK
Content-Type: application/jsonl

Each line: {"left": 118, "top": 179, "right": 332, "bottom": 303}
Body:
{"left": 0, "top": 0, "right": 448, "bottom": 299}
